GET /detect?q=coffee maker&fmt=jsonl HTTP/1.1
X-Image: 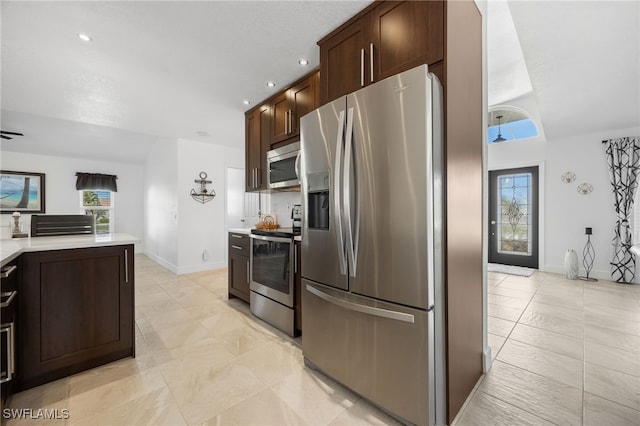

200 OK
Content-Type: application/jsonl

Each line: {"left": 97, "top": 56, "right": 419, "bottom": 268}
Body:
{"left": 291, "top": 204, "right": 302, "bottom": 233}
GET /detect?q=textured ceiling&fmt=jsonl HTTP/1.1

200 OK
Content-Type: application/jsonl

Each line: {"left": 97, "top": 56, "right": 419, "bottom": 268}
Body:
{"left": 0, "top": 1, "right": 370, "bottom": 163}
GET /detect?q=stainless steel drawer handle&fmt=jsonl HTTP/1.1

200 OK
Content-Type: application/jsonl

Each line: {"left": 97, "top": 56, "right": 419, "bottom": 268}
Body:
{"left": 231, "top": 234, "right": 244, "bottom": 239}
{"left": 0, "top": 323, "right": 14, "bottom": 383}
{"left": 0, "top": 291, "right": 16, "bottom": 308}
{"left": 231, "top": 245, "right": 244, "bottom": 250}
{"left": 0, "top": 265, "right": 17, "bottom": 279}
{"left": 306, "top": 284, "right": 415, "bottom": 323}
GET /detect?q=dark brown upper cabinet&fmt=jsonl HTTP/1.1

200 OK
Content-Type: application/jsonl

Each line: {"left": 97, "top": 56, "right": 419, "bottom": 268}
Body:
{"left": 271, "top": 72, "right": 318, "bottom": 145}
{"left": 319, "top": 0, "right": 444, "bottom": 105}
{"left": 245, "top": 104, "right": 270, "bottom": 192}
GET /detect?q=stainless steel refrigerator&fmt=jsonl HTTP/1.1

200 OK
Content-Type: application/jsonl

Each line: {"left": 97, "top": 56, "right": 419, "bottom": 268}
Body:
{"left": 300, "top": 64, "right": 445, "bottom": 426}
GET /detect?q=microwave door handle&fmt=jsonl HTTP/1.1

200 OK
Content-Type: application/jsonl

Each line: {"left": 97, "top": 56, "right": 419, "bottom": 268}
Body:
{"left": 295, "top": 150, "right": 301, "bottom": 182}
{"left": 334, "top": 109, "right": 347, "bottom": 275}
{"left": 343, "top": 107, "right": 357, "bottom": 277}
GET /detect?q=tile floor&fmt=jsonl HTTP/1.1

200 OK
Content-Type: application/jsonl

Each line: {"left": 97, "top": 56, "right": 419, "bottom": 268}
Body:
{"left": 454, "top": 270, "right": 640, "bottom": 426}
{"left": 5, "top": 256, "right": 640, "bottom": 425}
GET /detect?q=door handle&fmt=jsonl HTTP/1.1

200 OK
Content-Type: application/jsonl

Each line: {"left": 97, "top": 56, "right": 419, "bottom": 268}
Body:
{"left": 124, "top": 248, "right": 129, "bottom": 284}
{"left": 343, "top": 107, "right": 357, "bottom": 277}
{"left": 334, "top": 110, "right": 347, "bottom": 275}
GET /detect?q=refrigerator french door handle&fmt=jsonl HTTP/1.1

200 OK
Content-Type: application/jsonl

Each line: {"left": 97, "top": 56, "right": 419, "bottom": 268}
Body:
{"left": 306, "top": 284, "right": 415, "bottom": 323}
{"left": 334, "top": 110, "right": 347, "bottom": 275}
{"left": 343, "top": 107, "right": 357, "bottom": 277}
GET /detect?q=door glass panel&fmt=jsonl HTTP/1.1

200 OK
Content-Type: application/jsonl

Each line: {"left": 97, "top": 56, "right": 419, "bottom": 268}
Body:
{"left": 497, "top": 173, "right": 532, "bottom": 256}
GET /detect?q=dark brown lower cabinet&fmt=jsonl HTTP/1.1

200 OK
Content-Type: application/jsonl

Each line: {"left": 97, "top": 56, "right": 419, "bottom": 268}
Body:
{"left": 228, "top": 232, "right": 250, "bottom": 303}
{"left": 19, "top": 245, "right": 135, "bottom": 390}
{"left": 228, "top": 252, "right": 250, "bottom": 303}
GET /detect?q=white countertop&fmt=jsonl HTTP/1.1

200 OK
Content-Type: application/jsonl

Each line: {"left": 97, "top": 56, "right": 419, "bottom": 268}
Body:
{"left": 228, "top": 228, "right": 253, "bottom": 235}
{"left": 1, "top": 233, "right": 139, "bottom": 266}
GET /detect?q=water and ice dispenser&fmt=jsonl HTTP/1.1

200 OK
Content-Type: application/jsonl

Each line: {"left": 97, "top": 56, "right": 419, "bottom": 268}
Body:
{"left": 307, "top": 171, "right": 330, "bottom": 230}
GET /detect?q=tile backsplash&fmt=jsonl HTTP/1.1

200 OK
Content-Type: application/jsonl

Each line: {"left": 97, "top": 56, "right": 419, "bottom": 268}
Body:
{"left": 267, "top": 192, "right": 302, "bottom": 228}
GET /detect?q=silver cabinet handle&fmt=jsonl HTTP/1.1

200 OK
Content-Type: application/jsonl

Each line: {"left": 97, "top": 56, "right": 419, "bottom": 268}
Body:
{"left": 370, "top": 43, "right": 374, "bottom": 83}
{"left": 0, "top": 323, "right": 15, "bottom": 383}
{"left": 0, "top": 291, "right": 16, "bottom": 308}
{"left": 294, "top": 246, "right": 297, "bottom": 274}
{"left": 0, "top": 265, "right": 16, "bottom": 279}
{"left": 306, "top": 284, "right": 415, "bottom": 323}
{"left": 231, "top": 245, "right": 243, "bottom": 250}
{"left": 291, "top": 109, "right": 295, "bottom": 134}
{"left": 231, "top": 234, "right": 244, "bottom": 239}
{"left": 284, "top": 110, "right": 288, "bottom": 135}
{"left": 124, "top": 248, "right": 129, "bottom": 284}
{"left": 360, "top": 48, "right": 365, "bottom": 87}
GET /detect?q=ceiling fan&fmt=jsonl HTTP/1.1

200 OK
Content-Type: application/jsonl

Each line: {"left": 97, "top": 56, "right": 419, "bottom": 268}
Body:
{"left": 1, "top": 130, "right": 24, "bottom": 140}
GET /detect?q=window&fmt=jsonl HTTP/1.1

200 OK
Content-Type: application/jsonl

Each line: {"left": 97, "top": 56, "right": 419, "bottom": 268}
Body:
{"left": 80, "top": 190, "right": 114, "bottom": 234}
{"left": 488, "top": 108, "right": 539, "bottom": 144}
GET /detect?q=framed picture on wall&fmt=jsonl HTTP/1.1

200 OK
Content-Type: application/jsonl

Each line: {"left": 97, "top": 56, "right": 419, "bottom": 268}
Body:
{"left": 0, "top": 170, "right": 46, "bottom": 213}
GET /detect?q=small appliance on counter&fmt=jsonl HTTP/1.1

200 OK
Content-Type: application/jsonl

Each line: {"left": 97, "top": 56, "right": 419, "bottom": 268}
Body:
{"left": 291, "top": 204, "right": 302, "bottom": 233}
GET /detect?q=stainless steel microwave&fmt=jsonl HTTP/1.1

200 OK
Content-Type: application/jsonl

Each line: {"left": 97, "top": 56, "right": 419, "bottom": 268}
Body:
{"left": 267, "top": 142, "right": 300, "bottom": 189}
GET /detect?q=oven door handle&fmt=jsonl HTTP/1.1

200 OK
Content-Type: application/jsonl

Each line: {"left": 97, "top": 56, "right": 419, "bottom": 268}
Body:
{"left": 250, "top": 234, "right": 292, "bottom": 243}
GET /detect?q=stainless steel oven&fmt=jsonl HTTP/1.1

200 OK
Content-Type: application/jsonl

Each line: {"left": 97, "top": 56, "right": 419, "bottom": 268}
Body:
{"left": 267, "top": 142, "right": 300, "bottom": 189}
{"left": 250, "top": 230, "right": 296, "bottom": 336}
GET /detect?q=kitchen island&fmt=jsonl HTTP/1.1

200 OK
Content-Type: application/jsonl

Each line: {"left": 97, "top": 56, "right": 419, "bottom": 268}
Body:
{"left": 0, "top": 233, "right": 138, "bottom": 391}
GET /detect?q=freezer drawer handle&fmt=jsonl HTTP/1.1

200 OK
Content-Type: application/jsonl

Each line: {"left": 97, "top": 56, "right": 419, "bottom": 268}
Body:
{"left": 306, "top": 284, "right": 415, "bottom": 323}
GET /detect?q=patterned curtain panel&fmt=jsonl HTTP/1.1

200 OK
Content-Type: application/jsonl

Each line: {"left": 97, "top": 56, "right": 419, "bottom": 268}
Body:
{"left": 603, "top": 136, "right": 640, "bottom": 283}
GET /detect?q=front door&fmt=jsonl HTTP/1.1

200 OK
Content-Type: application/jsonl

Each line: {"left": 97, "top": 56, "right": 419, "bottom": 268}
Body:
{"left": 489, "top": 166, "right": 539, "bottom": 268}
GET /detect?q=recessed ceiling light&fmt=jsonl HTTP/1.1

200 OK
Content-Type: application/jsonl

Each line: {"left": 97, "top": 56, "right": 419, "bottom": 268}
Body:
{"left": 298, "top": 59, "right": 309, "bottom": 66}
{"left": 78, "top": 33, "right": 93, "bottom": 42}
{"left": 197, "top": 131, "right": 209, "bottom": 137}
{"left": 267, "top": 82, "right": 276, "bottom": 88}
{"left": 243, "top": 100, "right": 251, "bottom": 105}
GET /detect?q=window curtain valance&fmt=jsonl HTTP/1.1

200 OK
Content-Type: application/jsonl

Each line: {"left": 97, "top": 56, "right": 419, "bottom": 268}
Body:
{"left": 75, "top": 172, "right": 118, "bottom": 192}
{"left": 603, "top": 136, "right": 640, "bottom": 283}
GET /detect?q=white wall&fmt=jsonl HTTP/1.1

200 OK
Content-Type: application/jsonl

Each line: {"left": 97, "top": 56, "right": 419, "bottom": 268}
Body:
{"left": 175, "top": 138, "right": 244, "bottom": 274}
{"left": 0, "top": 151, "right": 145, "bottom": 250}
{"left": 144, "top": 138, "right": 179, "bottom": 269}
{"left": 489, "top": 125, "right": 640, "bottom": 282}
